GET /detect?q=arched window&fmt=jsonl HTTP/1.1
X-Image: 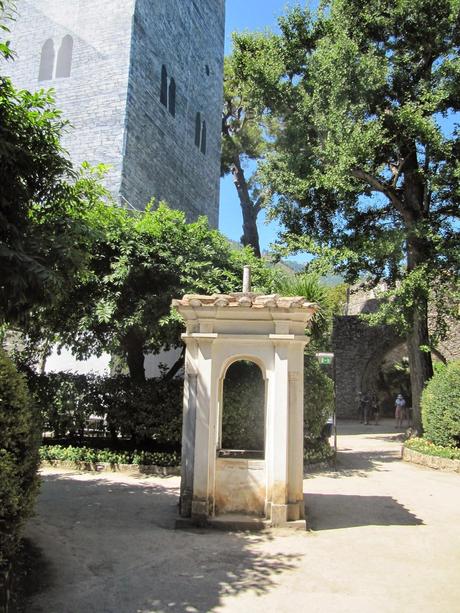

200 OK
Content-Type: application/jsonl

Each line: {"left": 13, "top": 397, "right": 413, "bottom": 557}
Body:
{"left": 55, "top": 34, "right": 73, "bottom": 78}
{"left": 195, "top": 112, "right": 201, "bottom": 147}
{"left": 168, "top": 77, "right": 176, "bottom": 117}
{"left": 160, "top": 65, "right": 168, "bottom": 107}
{"left": 200, "top": 120, "right": 207, "bottom": 154}
{"left": 220, "top": 360, "right": 265, "bottom": 455}
{"left": 38, "top": 39, "right": 55, "bottom": 81}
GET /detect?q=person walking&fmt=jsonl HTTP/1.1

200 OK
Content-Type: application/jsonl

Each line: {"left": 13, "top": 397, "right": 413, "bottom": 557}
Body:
{"left": 395, "top": 393, "right": 406, "bottom": 428}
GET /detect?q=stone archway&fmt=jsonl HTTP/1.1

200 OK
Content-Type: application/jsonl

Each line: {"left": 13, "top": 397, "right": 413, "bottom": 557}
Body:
{"left": 361, "top": 342, "right": 412, "bottom": 417}
{"left": 332, "top": 316, "right": 403, "bottom": 418}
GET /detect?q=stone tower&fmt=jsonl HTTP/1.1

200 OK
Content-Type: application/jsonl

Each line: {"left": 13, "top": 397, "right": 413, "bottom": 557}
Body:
{"left": 2, "top": 0, "right": 225, "bottom": 226}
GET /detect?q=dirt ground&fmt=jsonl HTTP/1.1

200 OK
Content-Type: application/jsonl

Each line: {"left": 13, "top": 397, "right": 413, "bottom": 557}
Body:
{"left": 24, "top": 420, "right": 460, "bottom": 613}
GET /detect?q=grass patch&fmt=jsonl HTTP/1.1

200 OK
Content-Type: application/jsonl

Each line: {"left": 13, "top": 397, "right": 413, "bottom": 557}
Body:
{"left": 404, "top": 438, "right": 460, "bottom": 461}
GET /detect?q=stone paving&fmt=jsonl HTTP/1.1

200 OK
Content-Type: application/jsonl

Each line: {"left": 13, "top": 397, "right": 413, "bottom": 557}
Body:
{"left": 25, "top": 420, "right": 460, "bottom": 612}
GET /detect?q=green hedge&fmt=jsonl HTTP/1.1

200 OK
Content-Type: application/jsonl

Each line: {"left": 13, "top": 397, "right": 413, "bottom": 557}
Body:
{"left": 30, "top": 353, "right": 334, "bottom": 460}
{"left": 304, "top": 439, "right": 335, "bottom": 464}
{"left": 421, "top": 360, "right": 460, "bottom": 447}
{"left": 29, "top": 373, "right": 183, "bottom": 447}
{"left": 404, "top": 437, "right": 460, "bottom": 461}
{"left": 222, "top": 361, "right": 265, "bottom": 450}
{"left": 220, "top": 353, "right": 334, "bottom": 451}
{"left": 304, "top": 353, "right": 334, "bottom": 440}
{"left": 40, "top": 445, "right": 180, "bottom": 467}
{"left": 0, "top": 350, "right": 41, "bottom": 570}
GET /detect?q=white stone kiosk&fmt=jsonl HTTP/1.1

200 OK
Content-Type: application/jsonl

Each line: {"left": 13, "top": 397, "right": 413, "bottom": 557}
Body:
{"left": 173, "top": 281, "right": 316, "bottom": 528}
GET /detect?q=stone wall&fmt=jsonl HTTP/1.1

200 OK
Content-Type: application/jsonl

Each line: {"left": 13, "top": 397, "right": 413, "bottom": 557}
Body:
{"left": 122, "top": 0, "right": 224, "bottom": 226}
{"left": 332, "top": 316, "right": 403, "bottom": 419}
{"left": 2, "top": 0, "right": 135, "bottom": 197}
{"left": 334, "top": 286, "right": 460, "bottom": 418}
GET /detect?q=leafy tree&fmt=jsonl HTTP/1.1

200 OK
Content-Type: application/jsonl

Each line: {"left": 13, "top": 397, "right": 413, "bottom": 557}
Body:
{"left": 221, "top": 56, "right": 266, "bottom": 257}
{"left": 25, "top": 202, "right": 277, "bottom": 382}
{"left": 231, "top": 0, "right": 460, "bottom": 431}
{"left": 0, "top": 4, "right": 100, "bottom": 325}
{"left": 0, "top": 348, "right": 40, "bottom": 578}
{"left": 273, "top": 272, "right": 346, "bottom": 349}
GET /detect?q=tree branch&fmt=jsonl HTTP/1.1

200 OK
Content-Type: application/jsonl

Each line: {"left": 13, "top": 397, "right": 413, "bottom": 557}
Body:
{"left": 351, "top": 167, "right": 404, "bottom": 212}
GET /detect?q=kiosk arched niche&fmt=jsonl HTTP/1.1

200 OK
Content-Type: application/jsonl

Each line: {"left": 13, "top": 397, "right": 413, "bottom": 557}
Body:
{"left": 173, "top": 288, "right": 316, "bottom": 528}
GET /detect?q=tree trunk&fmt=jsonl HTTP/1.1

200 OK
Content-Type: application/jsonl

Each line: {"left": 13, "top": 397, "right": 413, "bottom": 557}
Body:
{"left": 231, "top": 156, "right": 261, "bottom": 257}
{"left": 164, "top": 347, "right": 185, "bottom": 381}
{"left": 400, "top": 152, "right": 434, "bottom": 434}
{"left": 123, "top": 330, "right": 146, "bottom": 383}
{"left": 406, "top": 297, "right": 433, "bottom": 434}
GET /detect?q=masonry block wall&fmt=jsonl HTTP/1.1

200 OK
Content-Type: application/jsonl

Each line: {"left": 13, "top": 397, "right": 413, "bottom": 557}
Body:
{"left": 1, "top": 0, "right": 224, "bottom": 225}
{"left": 122, "top": 0, "right": 224, "bottom": 226}
{"left": 332, "top": 316, "right": 402, "bottom": 419}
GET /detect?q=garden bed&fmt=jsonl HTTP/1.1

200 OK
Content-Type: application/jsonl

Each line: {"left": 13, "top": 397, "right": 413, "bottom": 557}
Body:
{"left": 39, "top": 445, "right": 181, "bottom": 476}
{"left": 403, "top": 438, "right": 460, "bottom": 473}
{"left": 40, "top": 459, "right": 181, "bottom": 476}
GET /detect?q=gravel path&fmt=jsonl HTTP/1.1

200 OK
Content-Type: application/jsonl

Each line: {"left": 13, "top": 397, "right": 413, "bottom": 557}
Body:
{"left": 25, "top": 420, "right": 460, "bottom": 613}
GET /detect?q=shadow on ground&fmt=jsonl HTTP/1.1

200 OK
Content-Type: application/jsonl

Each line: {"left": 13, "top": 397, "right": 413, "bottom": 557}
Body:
{"left": 306, "top": 448, "right": 402, "bottom": 480}
{"left": 305, "top": 493, "right": 424, "bottom": 531}
{"left": 25, "top": 472, "right": 302, "bottom": 613}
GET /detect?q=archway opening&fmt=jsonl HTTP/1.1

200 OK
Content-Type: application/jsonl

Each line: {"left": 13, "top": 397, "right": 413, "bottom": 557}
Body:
{"left": 362, "top": 343, "right": 412, "bottom": 417}
{"left": 220, "top": 360, "right": 265, "bottom": 458}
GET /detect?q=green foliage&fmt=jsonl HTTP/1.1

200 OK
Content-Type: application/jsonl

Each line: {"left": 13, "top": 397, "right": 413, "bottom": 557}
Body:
{"left": 304, "top": 352, "right": 334, "bottom": 440}
{"left": 39, "top": 445, "right": 180, "bottom": 467}
{"left": 404, "top": 437, "right": 460, "bottom": 461}
{"left": 220, "top": 353, "right": 334, "bottom": 452}
{"left": 29, "top": 371, "right": 101, "bottom": 440}
{"left": 221, "top": 56, "right": 266, "bottom": 174}
{"left": 100, "top": 375, "right": 183, "bottom": 446}
{"left": 231, "top": 0, "right": 460, "bottom": 421}
{"left": 0, "top": 1, "right": 15, "bottom": 61}
{"left": 0, "top": 349, "right": 40, "bottom": 569}
{"left": 24, "top": 202, "right": 277, "bottom": 380}
{"left": 421, "top": 360, "right": 460, "bottom": 447}
{"left": 0, "top": 68, "right": 107, "bottom": 324}
{"left": 29, "top": 372, "right": 183, "bottom": 447}
{"left": 273, "top": 273, "right": 346, "bottom": 348}
{"left": 1, "top": 3, "right": 110, "bottom": 325}
{"left": 221, "top": 361, "right": 265, "bottom": 450}
{"left": 304, "top": 439, "right": 335, "bottom": 465}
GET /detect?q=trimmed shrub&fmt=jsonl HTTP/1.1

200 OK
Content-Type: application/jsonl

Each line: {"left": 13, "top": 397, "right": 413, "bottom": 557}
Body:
{"left": 29, "top": 372, "right": 99, "bottom": 441}
{"left": 29, "top": 373, "right": 183, "bottom": 449}
{"left": 304, "top": 439, "right": 335, "bottom": 464}
{"left": 219, "top": 353, "right": 334, "bottom": 452}
{"left": 421, "top": 360, "right": 460, "bottom": 447}
{"left": 304, "top": 352, "right": 334, "bottom": 440}
{"left": 100, "top": 376, "right": 183, "bottom": 447}
{"left": 221, "top": 361, "right": 265, "bottom": 450}
{"left": 0, "top": 350, "right": 41, "bottom": 570}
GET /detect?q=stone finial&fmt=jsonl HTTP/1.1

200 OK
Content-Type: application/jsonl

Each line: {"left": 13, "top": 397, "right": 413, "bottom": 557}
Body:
{"left": 243, "top": 265, "right": 251, "bottom": 293}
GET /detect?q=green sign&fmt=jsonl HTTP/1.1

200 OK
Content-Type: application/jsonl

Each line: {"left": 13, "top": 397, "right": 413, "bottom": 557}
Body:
{"left": 320, "top": 356, "right": 332, "bottom": 365}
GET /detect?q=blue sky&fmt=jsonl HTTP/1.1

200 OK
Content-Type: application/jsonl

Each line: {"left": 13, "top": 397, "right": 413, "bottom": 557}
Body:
{"left": 219, "top": 1, "right": 303, "bottom": 253}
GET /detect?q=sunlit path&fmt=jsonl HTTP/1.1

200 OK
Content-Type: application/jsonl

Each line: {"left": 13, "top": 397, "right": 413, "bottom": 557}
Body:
{"left": 25, "top": 420, "right": 460, "bottom": 613}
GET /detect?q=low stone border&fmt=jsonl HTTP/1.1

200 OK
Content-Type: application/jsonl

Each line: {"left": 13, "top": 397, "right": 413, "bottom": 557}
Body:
{"left": 41, "top": 460, "right": 181, "bottom": 476}
{"left": 402, "top": 447, "right": 460, "bottom": 473}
